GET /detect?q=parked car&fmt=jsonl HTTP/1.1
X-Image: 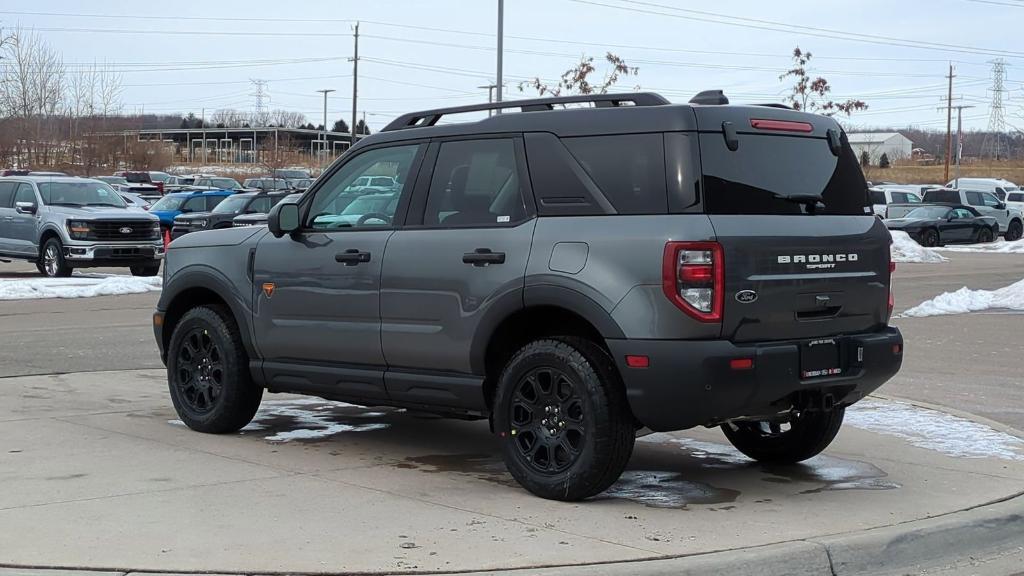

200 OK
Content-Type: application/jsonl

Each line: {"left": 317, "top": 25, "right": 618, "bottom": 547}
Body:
{"left": 148, "top": 171, "right": 174, "bottom": 186}
{"left": 171, "top": 190, "right": 291, "bottom": 239}
{"left": 945, "top": 177, "right": 1019, "bottom": 201}
{"left": 1, "top": 169, "right": 30, "bottom": 177}
{"left": 27, "top": 171, "right": 69, "bottom": 177}
{"left": 344, "top": 175, "right": 399, "bottom": 194}
{"left": 870, "top": 186, "right": 922, "bottom": 216}
{"left": 147, "top": 190, "right": 234, "bottom": 230}
{"left": 96, "top": 175, "right": 161, "bottom": 197}
{"left": 231, "top": 212, "right": 270, "bottom": 227}
{"left": 192, "top": 176, "right": 244, "bottom": 191}
{"left": 115, "top": 171, "right": 164, "bottom": 195}
{"left": 243, "top": 178, "right": 293, "bottom": 191}
{"left": 884, "top": 205, "right": 998, "bottom": 246}
{"left": 272, "top": 168, "right": 311, "bottom": 181}
{"left": 0, "top": 176, "right": 163, "bottom": 276}
{"left": 291, "top": 178, "right": 315, "bottom": 191}
{"left": 1007, "top": 191, "right": 1024, "bottom": 214}
{"left": 155, "top": 91, "right": 903, "bottom": 501}
{"left": 119, "top": 192, "right": 152, "bottom": 211}
{"left": 921, "top": 188, "right": 1023, "bottom": 240}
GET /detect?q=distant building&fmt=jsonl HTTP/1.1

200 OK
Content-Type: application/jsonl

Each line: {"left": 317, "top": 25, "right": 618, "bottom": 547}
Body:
{"left": 847, "top": 132, "right": 913, "bottom": 166}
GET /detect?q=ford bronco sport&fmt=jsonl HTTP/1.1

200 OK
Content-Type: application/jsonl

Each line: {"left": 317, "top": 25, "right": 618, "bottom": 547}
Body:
{"left": 154, "top": 91, "right": 903, "bottom": 501}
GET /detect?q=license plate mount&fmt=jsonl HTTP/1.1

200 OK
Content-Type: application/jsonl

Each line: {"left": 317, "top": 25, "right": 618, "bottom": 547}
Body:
{"left": 800, "top": 338, "right": 842, "bottom": 379}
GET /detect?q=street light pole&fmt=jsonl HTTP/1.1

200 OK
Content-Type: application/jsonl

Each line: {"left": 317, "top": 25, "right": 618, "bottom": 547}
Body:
{"left": 316, "top": 89, "right": 335, "bottom": 159}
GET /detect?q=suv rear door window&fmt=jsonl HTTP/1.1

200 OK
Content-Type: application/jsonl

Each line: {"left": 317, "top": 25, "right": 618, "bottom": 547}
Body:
{"left": 423, "top": 138, "right": 526, "bottom": 227}
{"left": 561, "top": 134, "right": 668, "bottom": 214}
{"left": 965, "top": 191, "right": 984, "bottom": 206}
{"left": 1009, "top": 193, "right": 1024, "bottom": 202}
{"left": 0, "top": 182, "right": 15, "bottom": 207}
{"left": 869, "top": 189, "right": 886, "bottom": 205}
{"left": 698, "top": 132, "right": 869, "bottom": 215}
{"left": 891, "top": 191, "right": 920, "bottom": 204}
{"left": 924, "top": 189, "right": 958, "bottom": 203}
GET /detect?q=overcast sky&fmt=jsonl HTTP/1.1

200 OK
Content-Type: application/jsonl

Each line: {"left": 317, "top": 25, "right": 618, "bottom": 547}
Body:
{"left": 1, "top": 0, "right": 1021, "bottom": 132}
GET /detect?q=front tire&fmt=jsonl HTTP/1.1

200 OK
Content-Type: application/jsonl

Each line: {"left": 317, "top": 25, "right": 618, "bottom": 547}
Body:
{"left": 130, "top": 264, "right": 161, "bottom": 277}
{"left": 493, "top": 337, "right": 635, "bottom": 501}
{"left": 40, "top": 238, "right": 72, "bottom": 277}
{"left": 167, "top": 305, "right": 262, "bottom": 433}
{"left": 1004, "top": 220, "right": 1022, "bottom": 242}
{"left": 920, "top": 228, "right": 939, "bottom": 247}
{"left": 721, "top": 407, "right": 845, "bottom": 464}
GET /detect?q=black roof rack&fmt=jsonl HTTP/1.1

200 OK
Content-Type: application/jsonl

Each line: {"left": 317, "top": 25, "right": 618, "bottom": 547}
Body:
{"left": 381, "top": 92, "right": 670, "bottom": 132}
{"left": 753, "top": 102, "right": 793, "bottom": 110}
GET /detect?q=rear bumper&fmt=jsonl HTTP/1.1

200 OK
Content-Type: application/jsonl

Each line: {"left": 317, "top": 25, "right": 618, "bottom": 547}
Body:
{"left": 607, "top": 327, "right": 903, "bottom": 432}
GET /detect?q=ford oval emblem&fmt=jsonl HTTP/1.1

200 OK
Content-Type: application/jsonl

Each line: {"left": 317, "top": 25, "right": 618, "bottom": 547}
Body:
{"left": 735, "top": 290, "right": 758, "bottom": 304}
{"left": 119, "top": 226, "right": 133, "bottom": 234}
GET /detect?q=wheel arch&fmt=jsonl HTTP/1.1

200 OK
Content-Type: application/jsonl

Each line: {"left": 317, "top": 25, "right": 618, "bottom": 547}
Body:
{"left": 159, "top": 268, "right": 257, "bottom": 365}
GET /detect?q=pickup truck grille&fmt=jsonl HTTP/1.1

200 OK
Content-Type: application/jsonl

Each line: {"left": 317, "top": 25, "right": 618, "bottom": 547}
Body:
{"left": 90, "top": 220, "right": 158, "bottom": 241}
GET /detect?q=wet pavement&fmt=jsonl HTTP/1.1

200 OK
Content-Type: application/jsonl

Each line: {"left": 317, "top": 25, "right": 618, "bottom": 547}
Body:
{"left": 3, "top": 369, "right": 1024, "bottom": 574}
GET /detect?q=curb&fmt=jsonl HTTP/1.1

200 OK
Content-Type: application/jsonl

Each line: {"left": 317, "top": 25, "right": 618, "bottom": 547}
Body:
{"left": 2, "top": 494, "right": 1022, "bottom": 576}
{"left": 870, "top": 391, "right": 1024, "bottom": 441}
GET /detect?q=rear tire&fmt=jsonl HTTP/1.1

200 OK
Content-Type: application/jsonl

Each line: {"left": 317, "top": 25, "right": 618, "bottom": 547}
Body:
{"left": 978, "top": 227, "right": 994, "bottom": 243}
{"left": 130, "top": 264, "right": 161, "bottom": 277}
{"left": 920, "top": 228, "right": 939, "bottom": 247}
{"left": 1005, "top": 220, "right": 1022, "bottom": 242}
{"left": 167, "top": 305, "right": 262, "bottom": 434}
{"left": 721, "top": 407, "right": 845, "bottom": 464}
{"left": 40, "top": 238, "right": 72, "bottom": 277}
{"left": 493, "top": 337, "right": 635, "bottom": 501}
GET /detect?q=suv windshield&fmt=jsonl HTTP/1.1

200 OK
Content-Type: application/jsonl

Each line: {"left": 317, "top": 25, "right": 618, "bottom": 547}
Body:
{"left": 212, "top": 195, "right": 250, "bottom": 214}
{"left": 905, "top": 206, "right": 952, "bottom": 219}
{"left": 38, "top": 181, "right": 127, "bottom": 208}
{"left": 699, "top": 131, "right": 870, "bottom": 215}
{"left": 150, "top": 195, "right": 186, "bottom": 211}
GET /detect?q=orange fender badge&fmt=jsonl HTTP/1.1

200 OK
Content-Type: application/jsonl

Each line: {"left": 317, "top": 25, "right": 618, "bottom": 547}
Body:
{"left": 262, "top": 283, "right": 276, "bottom": 298}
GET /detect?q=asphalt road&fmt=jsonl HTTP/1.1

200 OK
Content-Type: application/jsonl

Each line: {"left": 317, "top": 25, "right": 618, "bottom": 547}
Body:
{"left": 1, "top": 250, "right": 1022, "bottom": 430}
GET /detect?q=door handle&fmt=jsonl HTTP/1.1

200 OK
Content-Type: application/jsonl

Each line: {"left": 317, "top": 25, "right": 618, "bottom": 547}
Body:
{"left": 463, "top": 248, "right": 506, "bottom": 266}
{"left": 335, "top": 249, "right": 371, "bottom": 265}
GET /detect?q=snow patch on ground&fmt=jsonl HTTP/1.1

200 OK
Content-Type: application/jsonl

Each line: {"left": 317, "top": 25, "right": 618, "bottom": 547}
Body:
{"left": 846, "top": 399, "right": 1024, "bottom": 461}
{"left": 900, "top": 278, "right": 1024, "bottom": 317}
{"left": 935, "top": 238, "right": 1024, "bottom": 254}
{"left": 245, "top": 398, "right": 388, "bottom": 442}
{"left": 889, "top": 231, "right": 947, "bottom": 263}
{"left": 0, "top": 274, "right": 161, "bottom": 300}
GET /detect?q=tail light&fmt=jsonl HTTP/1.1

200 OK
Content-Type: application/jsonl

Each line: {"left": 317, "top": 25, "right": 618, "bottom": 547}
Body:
{"left": 662, "top": 241, "right": 724, "bottom": 322}
{"left": 156, "top": 182, "right": 165, "bottom": 194}
{"left": 887, "top": 259, "right": 896, "bottom": 321}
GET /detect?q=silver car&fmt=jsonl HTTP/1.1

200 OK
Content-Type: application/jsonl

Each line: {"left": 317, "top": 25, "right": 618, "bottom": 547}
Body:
{"left": 0, "top": 176, "right": 164, "bottom": 277}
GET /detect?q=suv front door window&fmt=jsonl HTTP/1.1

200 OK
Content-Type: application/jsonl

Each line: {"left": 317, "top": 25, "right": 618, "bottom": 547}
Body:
{"left": 251, "top": 144, "right": 424, "bottom": 399}
{"left": 380, "top": 137, "right": 536, "bottom": 407}
{"left": 8, "top": 183, "right": 39, "bottom": 254}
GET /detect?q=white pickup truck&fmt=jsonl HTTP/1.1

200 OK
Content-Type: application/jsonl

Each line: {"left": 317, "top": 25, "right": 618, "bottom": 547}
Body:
{"left": 887, "top": 188, "right": 1023, "bottom": 241}
{"left": 870, "top": 186, "right": 923, "bottom": 217}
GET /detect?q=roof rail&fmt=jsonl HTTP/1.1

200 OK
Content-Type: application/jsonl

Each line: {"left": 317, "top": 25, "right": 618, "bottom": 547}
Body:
{"left": 753, "top": 102, "right": 794, "bottom": 110}
{"left": 381, "top": 92, "right": 670, "bottom": 132}
{"left": 689, "top": 90, "right": 729, "bottom": 105}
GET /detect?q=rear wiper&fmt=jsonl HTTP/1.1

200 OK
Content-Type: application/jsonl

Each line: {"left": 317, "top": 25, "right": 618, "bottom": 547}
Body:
{"left": 775, "top": 193, "right": 826, "bottom": 214}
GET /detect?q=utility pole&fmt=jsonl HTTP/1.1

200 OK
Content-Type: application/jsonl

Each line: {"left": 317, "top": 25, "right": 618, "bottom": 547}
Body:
{"left": 495, "top": 0, "right": 504, "bottom": 112}
{"left": 939, "top": 96, "right": 977, "bottom": 187}
{"left": 316, "top": 88, "right": 335, "bottom": 159}
{"left": 350, "top": 22, "right": 360, "bottom": 149}
{"left": 478, "top": 84, "right": 497, "bottom": 115}
{"left": 202, "top": 107, "right": 207, "bottom": 164}
{"left": 943, "top": 64, "right": 954, "bottom": 183}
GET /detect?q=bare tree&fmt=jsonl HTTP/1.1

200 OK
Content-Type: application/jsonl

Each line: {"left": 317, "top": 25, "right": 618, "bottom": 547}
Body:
{"left": 0, "top": 27, "right": 67, "bottom": 165}
{"left": 210, "top": 108, "right": 249, "bottom": 128}
{"left": 779, "top": 47, "right": 867, "bottom": 116}
{"left": 269, "top": 108, "right": 307, "bottom": 128}
{"left": 519, "top": 53, "right": 638, "bottom": 97}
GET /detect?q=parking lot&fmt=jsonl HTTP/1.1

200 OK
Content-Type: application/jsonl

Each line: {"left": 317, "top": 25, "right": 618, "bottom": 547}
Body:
{"left": 2, "top": 246, "right": 1024, "bottom": 575}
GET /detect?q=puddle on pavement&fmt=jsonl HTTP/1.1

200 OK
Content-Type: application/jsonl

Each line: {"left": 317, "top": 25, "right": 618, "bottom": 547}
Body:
{"left": 601, "top": 471, "right": 740, "bottom": 508}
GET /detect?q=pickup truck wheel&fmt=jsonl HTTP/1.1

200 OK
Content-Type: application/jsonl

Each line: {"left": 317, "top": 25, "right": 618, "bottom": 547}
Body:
{"left": 167, "top": 305, "right": 262, "bottom": 434}
{"left": 920, "top": 228, "right": 939, "bottom": 247}
{"left": 977, "top": 227, "right": 994, "bottom": 243}
{"left": 1005, "top": 220, "right": 1022, "bottom": 242}
{"left": 494, "top": 337, "right": 635, "bottom": 501}
{"left": 41, "top": 238, "right": 72, "bottom": 277}
{"left": 130, "top": 264, "right": 161, "bottom": 277}
{"left": 721, "top": 407, "right": 845, "bottom": 464}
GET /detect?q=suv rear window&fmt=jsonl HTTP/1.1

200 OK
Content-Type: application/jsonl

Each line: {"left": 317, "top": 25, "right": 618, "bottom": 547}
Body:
{"left": 923, "top": 189, "right": 959, "bottom": 203}
{"left": 562, "top": 134, "right": 667, "bottom": 214}
{"left": 698, "top": 132, "right": 869, "bottom": 215}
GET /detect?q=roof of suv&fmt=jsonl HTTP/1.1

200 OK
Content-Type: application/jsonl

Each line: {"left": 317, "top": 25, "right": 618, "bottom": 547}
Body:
{"left": 355, "top": 91, "right": 837, "bottom": 151}
{"left": 1, "top": 175, "right": 87, "bottom": 184}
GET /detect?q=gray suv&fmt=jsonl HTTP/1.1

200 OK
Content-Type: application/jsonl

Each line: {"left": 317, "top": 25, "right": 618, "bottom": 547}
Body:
{"left": 154, "top": 92, "right": 903, "bottom": 501}
{"left": 0, "top": 176, "right": 164, "bottom": 277}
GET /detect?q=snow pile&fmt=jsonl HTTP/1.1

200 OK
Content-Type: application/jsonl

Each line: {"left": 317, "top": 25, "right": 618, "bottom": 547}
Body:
{"left": 846, "top": 399, "right": 1024, "bottom": 461}
{"left": 936, "top": 238, "right": 1024, "bottom": 254}
{"left": 901, "top": 278, "right": 1024, "bottom": 317}
{"left": 889, "top": 231, "right": 947, "bottom": 263}
{"left": 0, "top": 274, "right": 161, "bottom": 300}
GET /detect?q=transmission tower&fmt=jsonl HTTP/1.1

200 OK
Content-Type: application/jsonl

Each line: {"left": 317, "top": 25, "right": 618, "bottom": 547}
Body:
{"left": 980, "top": 59, "right": 1008, "bottom": 160}
{"left": 250, "top": 79, "right": 269, "bottom": 126}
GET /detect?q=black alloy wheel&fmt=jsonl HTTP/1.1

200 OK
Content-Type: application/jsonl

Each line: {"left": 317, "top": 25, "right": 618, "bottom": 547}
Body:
{"left": 508, "top": 366, "right": 587, "bottom": 475}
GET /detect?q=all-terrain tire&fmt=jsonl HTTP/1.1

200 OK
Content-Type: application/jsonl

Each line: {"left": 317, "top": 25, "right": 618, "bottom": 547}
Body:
{"left": 721, "top": 407, "right": 845, "bottom": 464}
{"left": 493, "top": 337, "right": 635, "bottom": 501}
{"left": 167, "top": 305, "right": 262, "bottom": 433}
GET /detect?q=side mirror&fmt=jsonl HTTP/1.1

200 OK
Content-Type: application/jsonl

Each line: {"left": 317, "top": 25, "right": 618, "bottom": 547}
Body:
{"left": 268, "top": 202, "right": 300, "bottom": 238}
{"left": 14, "top": 201, "right": 37, "bottom": 215}
{"left": 997, "top": 202, "right": 1007, "bottom": 210}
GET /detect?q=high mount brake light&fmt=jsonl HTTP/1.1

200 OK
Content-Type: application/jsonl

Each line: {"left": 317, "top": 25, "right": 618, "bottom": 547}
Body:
{"left": 662, "top": 241, "right": 724, "bottom": 322}
{"left": 750, "top": 118, "right": 814, "bottom": 133}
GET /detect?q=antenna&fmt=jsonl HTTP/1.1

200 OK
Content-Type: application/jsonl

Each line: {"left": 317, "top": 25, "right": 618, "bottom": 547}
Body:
{"left": 980, "top": 59, "right": 1008, "bottom": 160}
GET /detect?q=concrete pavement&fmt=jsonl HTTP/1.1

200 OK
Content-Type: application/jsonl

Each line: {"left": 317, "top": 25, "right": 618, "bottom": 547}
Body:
{"left": 2, "top": 369, "right": 1024, "bottom": 575}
